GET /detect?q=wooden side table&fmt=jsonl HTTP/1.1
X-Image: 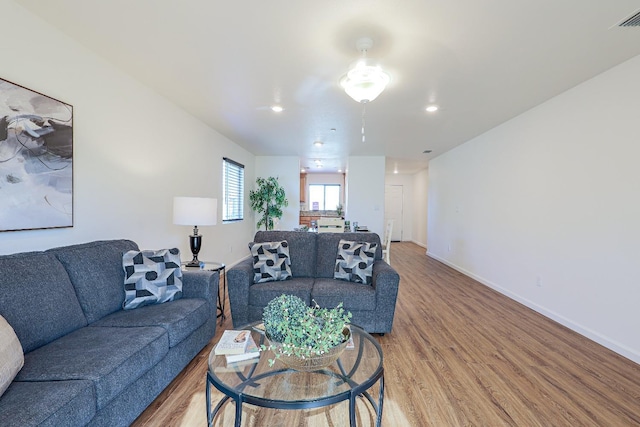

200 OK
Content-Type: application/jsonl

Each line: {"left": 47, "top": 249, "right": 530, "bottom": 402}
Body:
{"left": 182, "top": 261, "right": 226, "bottom": 324}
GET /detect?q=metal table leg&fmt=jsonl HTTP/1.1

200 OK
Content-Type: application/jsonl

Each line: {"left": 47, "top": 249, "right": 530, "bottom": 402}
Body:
{"left": 216, "top": 266, "right": 226, "bottom": 324}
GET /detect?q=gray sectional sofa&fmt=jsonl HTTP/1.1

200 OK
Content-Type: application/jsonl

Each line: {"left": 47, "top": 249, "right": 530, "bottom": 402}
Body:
{"left": 0, "top": 239, "right": 218, "bottom": 427}
{"left": 228, "top": 231, "right": 400, "bottom": 333}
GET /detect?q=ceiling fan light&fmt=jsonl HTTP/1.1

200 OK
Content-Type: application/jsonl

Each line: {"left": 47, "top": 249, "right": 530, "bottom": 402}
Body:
{"left": 340, "top": 59, "right": 390, "bottom": 103}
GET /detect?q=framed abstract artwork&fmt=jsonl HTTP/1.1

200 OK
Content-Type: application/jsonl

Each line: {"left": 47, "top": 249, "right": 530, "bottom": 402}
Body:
{"left": 0, "top": 77, "right": 73, "bottom": 232}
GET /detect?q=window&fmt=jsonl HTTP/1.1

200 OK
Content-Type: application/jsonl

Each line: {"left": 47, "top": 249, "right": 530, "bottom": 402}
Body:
{"left": 308, "top": 184, "right": 340, "bottom": 210}
{"left": 222, "top": 158, "right": 244, "bottom": 222}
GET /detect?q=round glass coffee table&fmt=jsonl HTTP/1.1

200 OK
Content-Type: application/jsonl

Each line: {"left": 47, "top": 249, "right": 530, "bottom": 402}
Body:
{"left": 206, "top": 323, "right": 384, "bottom": 426}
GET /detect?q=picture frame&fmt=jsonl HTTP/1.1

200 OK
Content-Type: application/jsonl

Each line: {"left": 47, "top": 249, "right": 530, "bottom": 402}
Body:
{"left": 0, "top": 77, "right": 73, "bottom": 232}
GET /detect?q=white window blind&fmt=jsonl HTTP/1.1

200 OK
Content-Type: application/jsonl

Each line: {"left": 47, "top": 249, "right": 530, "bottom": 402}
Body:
{"left": 223, "top": 158, "right": 244, "bottom": 222}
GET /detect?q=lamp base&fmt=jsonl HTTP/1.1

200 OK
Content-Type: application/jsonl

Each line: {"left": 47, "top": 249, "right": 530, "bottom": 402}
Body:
{"left": 186, "top": 234, "right": 203, "bottom": 268}
{"left": 185, "top": 259, "right": 201, "bottom": 268}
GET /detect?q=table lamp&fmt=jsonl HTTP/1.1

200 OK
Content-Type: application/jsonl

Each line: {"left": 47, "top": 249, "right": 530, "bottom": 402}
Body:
{"left": 173, "top": 197, "right": 217, "bottom": 267}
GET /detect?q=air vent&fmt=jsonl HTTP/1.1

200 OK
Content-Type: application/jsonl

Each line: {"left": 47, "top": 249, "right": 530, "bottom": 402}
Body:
{"left": 618, "top": 10, "right": 640, "bottom": 27}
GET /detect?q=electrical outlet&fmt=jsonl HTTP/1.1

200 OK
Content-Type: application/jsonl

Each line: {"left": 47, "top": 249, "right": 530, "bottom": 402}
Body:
{"left": 536, "top": 276, "right": 542, "bottom": 287}
{"left": 229, "top": 246, "right": 233, "bottom": 253}
{"left": 447, "top": 244, "right": 452, "bottom": 252}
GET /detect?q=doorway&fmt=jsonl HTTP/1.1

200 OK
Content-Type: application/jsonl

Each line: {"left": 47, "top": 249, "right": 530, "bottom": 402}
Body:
{"left": 384, "top": 185, "right": 403, "bottom": 241}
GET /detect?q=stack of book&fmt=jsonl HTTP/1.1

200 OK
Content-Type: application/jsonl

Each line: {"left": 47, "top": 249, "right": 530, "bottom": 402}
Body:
{"left": 214, "top": 330, "right": 260, "bottom": 367}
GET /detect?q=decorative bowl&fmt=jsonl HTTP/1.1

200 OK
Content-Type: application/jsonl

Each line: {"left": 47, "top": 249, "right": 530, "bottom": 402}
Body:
{"left": 266, "top": 327, "right": 350, "bottom": 372}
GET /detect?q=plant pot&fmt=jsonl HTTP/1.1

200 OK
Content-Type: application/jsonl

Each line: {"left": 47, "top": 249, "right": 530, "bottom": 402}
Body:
{"left": 267, "top": 327, "right": 350, "bottom": 372}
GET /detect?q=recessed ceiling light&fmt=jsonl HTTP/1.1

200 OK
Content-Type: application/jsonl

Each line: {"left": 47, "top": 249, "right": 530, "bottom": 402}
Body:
{"left": 393, "top": 169, "right": 398, "bottom": 174}
{"left": 425, "top": 105, "right": 439, "bottom": 113}
{"left": 338, "top": 169, "right": 342, "bottom": 173}
{"left": 314, "top": 159, "right": 322, "bottom": 165}
{"left": 271, "top": 105, "right": 284, "bottom": 113}
{"left": 314, "top": 141, "right": 323, "bottom": 147}
{"left": 300, "top": 169, "right": 306, "bottom": 173}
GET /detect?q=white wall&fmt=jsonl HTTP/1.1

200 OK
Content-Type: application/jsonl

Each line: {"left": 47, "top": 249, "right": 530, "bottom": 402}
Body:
{"left": 254, "top": 157, "right": 300, "bottom": 231}
{"left": 412, "top": 168, "right": 429, "bottom": 248}
{"left": 346, "top": 156, "right": 385, "bottom": 236}
{"left": 428, "top": 54, "right": 640, "bottom": 363}
{"left": 0, "top": 0, "right": 255, "bottom": 267}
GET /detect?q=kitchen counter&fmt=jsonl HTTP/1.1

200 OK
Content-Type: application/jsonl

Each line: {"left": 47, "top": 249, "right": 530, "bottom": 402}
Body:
{"left": 299, "top": 211, "right": 341, "bottom": 228}
{"left": 300, "top": 210, "right": 340, "bottom": 217}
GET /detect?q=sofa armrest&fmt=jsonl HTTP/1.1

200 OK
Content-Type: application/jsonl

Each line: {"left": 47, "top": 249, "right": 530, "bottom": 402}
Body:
{"left": 227, "top": 258, "right": 255, "bottom": 328}
{"left": 182, "top": 270, "right": 219, "bottom": 307}
{"left": 371, "top": 260, "right": 400, "bottom": 329}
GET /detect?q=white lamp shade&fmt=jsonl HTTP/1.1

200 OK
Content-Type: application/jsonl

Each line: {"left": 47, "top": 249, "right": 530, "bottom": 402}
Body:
{"left": 173, "top": 197, "right": 217, "bottom": 226}
{"left": 340, "top": 58, "right": 390, "bottom": 103}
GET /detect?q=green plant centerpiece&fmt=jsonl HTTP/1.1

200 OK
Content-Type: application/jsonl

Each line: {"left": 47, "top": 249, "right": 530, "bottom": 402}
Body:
{"left": 261, "top": 294, "right": 352, "bottom": 371}
{"left": 249, "top": 176, "right": 289, "bottom": 230}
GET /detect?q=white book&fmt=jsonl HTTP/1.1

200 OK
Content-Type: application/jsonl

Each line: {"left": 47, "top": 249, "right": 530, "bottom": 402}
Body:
{"left": 214, "top": 357, "right": 259, "bottom": 373}
{"left": 226, "top": 335, "right": 260, "bottom": 363}
{"left": 214, "top": 330, "right": 251, "bottom": 355}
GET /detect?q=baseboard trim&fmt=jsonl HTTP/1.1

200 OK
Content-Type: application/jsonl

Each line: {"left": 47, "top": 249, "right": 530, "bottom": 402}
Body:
{"left": 410, "top": 240, "right": 427, "bottom": 249}
{"left": 426, "top": 251, "right": 640, "bottom": 365}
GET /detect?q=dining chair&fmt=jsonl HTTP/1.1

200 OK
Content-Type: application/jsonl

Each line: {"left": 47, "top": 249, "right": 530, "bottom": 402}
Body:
{"left": 317, "top": 217, "right": 345, "bottom": 233}
{"left": 381, "top": 219, "right": 393, "bottom": 264}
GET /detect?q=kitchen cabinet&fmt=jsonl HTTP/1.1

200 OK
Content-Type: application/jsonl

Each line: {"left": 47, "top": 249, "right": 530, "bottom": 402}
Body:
{"left": 299, "top": 211, "right": 339, "bottom": 229}
{"left": 300, "top": 174, "right": 307, "bottom": 203}
{"left": 299, "top": 215, "right": 320, "bottom": 228}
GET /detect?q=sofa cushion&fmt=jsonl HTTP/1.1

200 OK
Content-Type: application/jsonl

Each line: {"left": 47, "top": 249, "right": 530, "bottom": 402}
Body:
{"left": 334, "top": 239, "right": 377, "bottom": 285}
{"left": 248, "top": 277, "right": 314, "bottom": 308}
{"left": 316, "top": 232, "right": 382, "bottom": 278}
{"left": 122, "top": 248, "right": 183, "bottom": 310}
{"left": 16, "top": 325, "right": 168, "bottom": 410}
{"left": 250, "top": 240, "right": 292, "bottom": 283}
{"left": 0, "top": 315, "right": 23, "bottom": 398}
{"left": 0, "top": 251, "right": 87, "bottom": 353}
{"left": 92, "top": 298, "right": 209, "bottom": 347}
{"left": 48, "top": 239, "right": 139, "bottom": 323}
{"left": 254, "top": 231, "right": 317, "bottom": 277}
{"left": 311, "top": 278, "right": 377, "bottom": 311}
{"left": 0, "top": 380, "right": 96, "bottom": 427}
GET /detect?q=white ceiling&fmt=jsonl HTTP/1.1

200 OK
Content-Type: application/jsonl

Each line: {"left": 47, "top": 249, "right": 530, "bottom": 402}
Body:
{"left": 14, "top": 0, "right": 640, "bottom": 174}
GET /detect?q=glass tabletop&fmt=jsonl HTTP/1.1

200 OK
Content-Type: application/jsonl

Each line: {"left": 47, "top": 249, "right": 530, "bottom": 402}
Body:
{"left": 181, "top": 261, "right": 225, "bottom": 271}
{"left": 208, "top": 323, "right": 383, "bottom": 405}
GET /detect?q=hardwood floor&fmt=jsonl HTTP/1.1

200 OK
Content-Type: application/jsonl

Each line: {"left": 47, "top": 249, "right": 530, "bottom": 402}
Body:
{"left": 132, "top": 242, "right": 640, "bottom": 426}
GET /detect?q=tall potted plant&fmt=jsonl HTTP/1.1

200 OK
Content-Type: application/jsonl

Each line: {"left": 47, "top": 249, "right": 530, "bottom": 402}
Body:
{"left": 249, "top": 176, "right": 289, "bottom": 230}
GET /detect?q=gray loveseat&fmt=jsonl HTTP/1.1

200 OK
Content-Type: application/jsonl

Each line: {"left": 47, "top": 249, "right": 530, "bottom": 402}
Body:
{"left": 228, "top": 231, "right": 400, "bottom": 334}
{"left": 0, "top": 239, "right": 218, "bottom": 427}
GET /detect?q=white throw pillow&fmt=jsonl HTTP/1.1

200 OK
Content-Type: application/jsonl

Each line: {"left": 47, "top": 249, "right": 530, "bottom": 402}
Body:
{"left": 0, "top": 314, "right": 24, "bottom": 398}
